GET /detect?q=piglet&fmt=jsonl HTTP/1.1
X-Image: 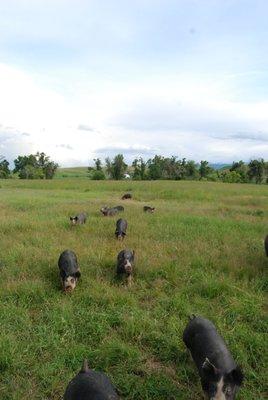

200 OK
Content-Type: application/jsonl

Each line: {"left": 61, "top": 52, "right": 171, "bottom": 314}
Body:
{"left": 58, "top": 250, "right": 81, "bottom": 293}
{"left": 117, "top": 249, "right": 134, "bottom": 286}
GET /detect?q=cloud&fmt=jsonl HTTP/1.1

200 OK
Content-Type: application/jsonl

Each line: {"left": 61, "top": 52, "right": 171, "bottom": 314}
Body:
{"left": 78, "top": 124, "right": 95, "bottom": 132}
{"left": 228, "top": 132, "right": 268, "bottom": 142}
{"left": 94, "top": 144, "right": 156, "bottom": 158}
{"left": 56, "top": 143, "right": 73, "bottom": 150}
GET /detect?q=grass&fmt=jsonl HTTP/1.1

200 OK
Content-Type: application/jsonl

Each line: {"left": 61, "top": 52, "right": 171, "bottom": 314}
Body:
{"left": 0, "top": 179, "right": 267, "bottom": 399}
{"left": 55, "top": 167, "right": 88, "bottom": 179}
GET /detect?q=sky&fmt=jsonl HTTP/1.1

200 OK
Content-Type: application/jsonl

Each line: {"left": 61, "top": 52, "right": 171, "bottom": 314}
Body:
{"left": 0, "top": 0, "right": 268, "bottom": 167}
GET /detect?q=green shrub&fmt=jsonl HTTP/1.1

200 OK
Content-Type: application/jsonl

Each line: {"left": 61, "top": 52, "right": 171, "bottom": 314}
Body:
{"left": 91, "top": 170, "right": 106, "bottom": 180}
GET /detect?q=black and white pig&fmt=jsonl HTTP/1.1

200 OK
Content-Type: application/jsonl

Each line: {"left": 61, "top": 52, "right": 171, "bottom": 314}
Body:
{"left": 70, "top": 212, "right": 87, "bottom": 225}
{"left": 117, "top": 249, "right": 134, "bottom": 285}
{"left": 58, "top": 250, "right": 81, "bottom": 292}
{"left": 64, "top": 359, "right": 119, "bottom": 400}
{"left": 115, "top": 218, "right": 127, "bottom": 240}
{"left": 143, "top": 206, "right": 155, "bottom": 213}
{"left": 183, "top": 315, "right": 244, "bottom": 400}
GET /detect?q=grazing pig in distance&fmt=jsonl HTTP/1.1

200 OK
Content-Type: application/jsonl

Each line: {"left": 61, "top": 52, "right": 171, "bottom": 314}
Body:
{"left": 114, "top": 205, "right": 124, "bottom": 212}
{"left": 143, "top": 206, "right": 155, "bottom": 213}
{"left": 115, "top": 218, "right": 127, "bottom": 240}
{"left": 117, "top": 249, "right": 134, "bottom": 285}
{"left": 183, "top": 315, "right": 244, "bottom": 400}
{"left": 100, "top": 206, "right": 118, "bottom": 216}
{"left": 265, "top": 235, "right": 268, "bottom": 256}
{"left": 122, "top": 193, "right": 132, "bottom": 200}
{"left": 58, "top": 250, "right": 81, "bottom": 293}
{"left": 70, "top": 212, "right": 87, "bottom": 225}
{"left": 64, "top": 359, "right": 119, "bottom": 400}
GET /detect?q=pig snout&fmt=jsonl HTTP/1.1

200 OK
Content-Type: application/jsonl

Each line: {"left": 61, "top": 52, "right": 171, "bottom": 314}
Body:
{"left": 124, "top": 260, "right": 132, "bottom": 274}
{"left": 63, "top": 277, "right": 77, "bottom": 292}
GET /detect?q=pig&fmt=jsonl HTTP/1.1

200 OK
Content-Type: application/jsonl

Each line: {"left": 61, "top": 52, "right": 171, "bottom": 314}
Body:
{"left": 143, "top": 206, "right": 155, "bottom": 213}
{"left": 58, "top": 250, "right": 81, "bottom": 292}
{"left": 115, "top": 218, "right": 127, "bottom": 240}
{"left": 122, "top": 193, "right": 132, "bottom": 200}
{"left": 64, "top": 359, "right": 119, "bottom": 400}
{"left": 265, "top": 235, "right": 268, "bottom": 256}
{"left": 117, "top": 249, "right": 134, "bottom": 285}
{"left": 100, "top": 206, "right": 118, "bottom": 216}
{"left": 114, "top": 205, "right": 124, "bottom": 212}
{"left": 183, "top": 315, "right": 244, "bottom": 400}
{"left": 70, "top": 212, "right": 87, "bottom": 225}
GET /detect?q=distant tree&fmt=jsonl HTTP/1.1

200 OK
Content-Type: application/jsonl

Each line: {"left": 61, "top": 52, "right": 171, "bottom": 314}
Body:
{"left": 230, "top": 160, "right": 248, "bottom": 182}
{"left": 147, "top": 155, "right": 165, "bottom": 180}
{"left": 185, "top": 160, "right": 199, "bottom": 179}
{"left": 132, "top": 157, "right": 146, "bottom": 180}
{"left": 105, "top": 154, "right": 127, "bottom": 180}
{"left": 0, "top": 156, "right": 10, "bottom": 178}
{"left": 219, "top": 170, "right": 242, "bottom": 183}
{"left": 247, "top": 159, "right": 265, "bottom": 184}
{"left": 89, "top": 158, "right": 106, "bottom": 180}
{"left": 18, "top": 165, "right": 45, "bottom": 179}
{"left": 199, "top": 160, "right": 212, "bottom": 179}
{"left": 13, "top": 152, "right": 58, "bottom": 179}
{"left": 93, "top": 158, "right": 102, "bottom": 171}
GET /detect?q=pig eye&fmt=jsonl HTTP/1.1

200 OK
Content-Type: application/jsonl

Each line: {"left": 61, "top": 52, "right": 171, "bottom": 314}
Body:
{"left": 71, "top": 278, "right": 75, "bottom": 283}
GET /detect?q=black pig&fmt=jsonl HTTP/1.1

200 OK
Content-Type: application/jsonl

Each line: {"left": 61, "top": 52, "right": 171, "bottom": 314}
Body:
{"left": 115, "top": 218, "right": 127, "bottom": 240}
{"left": 70, "top": 212, "right": 87, "bottom": 225}
{"left": 121, "top": 193, "right": 132, "bottom": 200}
{"left": 58, "top": 250, "right": 81, "bottom": 293}
{"left": 64, "top": 359, "right": 119, "bottom": 400}
{"left": 100, "top": 206, "right": 118, "bottom": 216}
{"left": 183, "top": 315, "right": 243, "bottom": 400}
{"left": 143, "top": 206, "right": 155, "bottom": 213}
{"left": 117, "top": 249, "right": 134, "bottom": 285}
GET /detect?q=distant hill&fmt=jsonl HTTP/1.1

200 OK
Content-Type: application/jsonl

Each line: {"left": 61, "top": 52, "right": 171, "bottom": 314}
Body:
{"left": 55, "top": 167, "right": 88, "bottom": 178}
{"left": 209, "top": 163, "right": 231, "bottom": 170}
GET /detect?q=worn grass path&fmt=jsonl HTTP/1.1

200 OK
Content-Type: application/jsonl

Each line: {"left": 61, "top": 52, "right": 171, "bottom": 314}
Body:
{"left": 0, "top": 180, "right": 267, "bottom": 399}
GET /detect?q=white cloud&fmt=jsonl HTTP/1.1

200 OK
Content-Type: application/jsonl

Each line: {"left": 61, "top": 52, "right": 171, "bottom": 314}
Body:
{"left": 0, "top": 62, "right": 268, "bottom": 166}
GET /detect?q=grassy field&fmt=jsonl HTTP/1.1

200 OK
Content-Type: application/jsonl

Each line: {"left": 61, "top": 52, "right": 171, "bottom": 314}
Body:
{"left": 55, "top": 167, "right": 88, "bottom": 179}
{"left": 0, "top": 179, "right": 267, "bottom": 400}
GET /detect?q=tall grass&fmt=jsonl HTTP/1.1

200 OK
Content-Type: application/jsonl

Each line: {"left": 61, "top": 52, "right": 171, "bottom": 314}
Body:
{"left": 0, "top": 180, "right": 267, "bottom": 399}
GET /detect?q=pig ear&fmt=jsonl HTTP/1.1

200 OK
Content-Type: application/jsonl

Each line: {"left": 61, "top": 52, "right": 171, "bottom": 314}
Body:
{"left": 132, "top": 250, "right": 135, "bottom": 256}
{"left": 70, "top": 216, "right": 73, "bottom": 220}
{"left": 75, "top": 271, "right": 81, "bottom": 278}
{"left": 202, "top": 358, "right": 219, "bottom": 378}
{"left": 229, "top": 366, "right": 244, "bottom": 386}
{"left": 81, "top": 359, "right": 89, "bottom": 373}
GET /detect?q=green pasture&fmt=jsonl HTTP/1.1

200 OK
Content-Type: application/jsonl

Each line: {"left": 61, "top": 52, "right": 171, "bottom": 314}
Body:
{"left": 0, "top": 179, "right": 267, "bottom": 399}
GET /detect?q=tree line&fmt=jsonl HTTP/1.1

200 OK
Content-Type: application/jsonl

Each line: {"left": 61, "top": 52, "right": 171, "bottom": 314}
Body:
{"left": 88, "top": 154, "right": 268, "bottom": 184}
{"left": 0, "top": 152, "right": 58, "bottom": 179}
{"left": 0, "top": 152, "right": 267, "bottom": 183}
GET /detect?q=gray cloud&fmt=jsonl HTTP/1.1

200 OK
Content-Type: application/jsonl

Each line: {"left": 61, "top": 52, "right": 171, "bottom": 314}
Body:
{"left": 56, "top": 143, "right": 73, "bottom": 150}
{"left": 78, "top": 124, "right": 95, "bottom": 132}
{"left": 228, "top": 132, "right": 268, "bottom": 142}
{"left": 210, "top": 132, "right": 268, "bottom": 142}
{"left": 21, "top": 132, "right": 30, "bottom": 137}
